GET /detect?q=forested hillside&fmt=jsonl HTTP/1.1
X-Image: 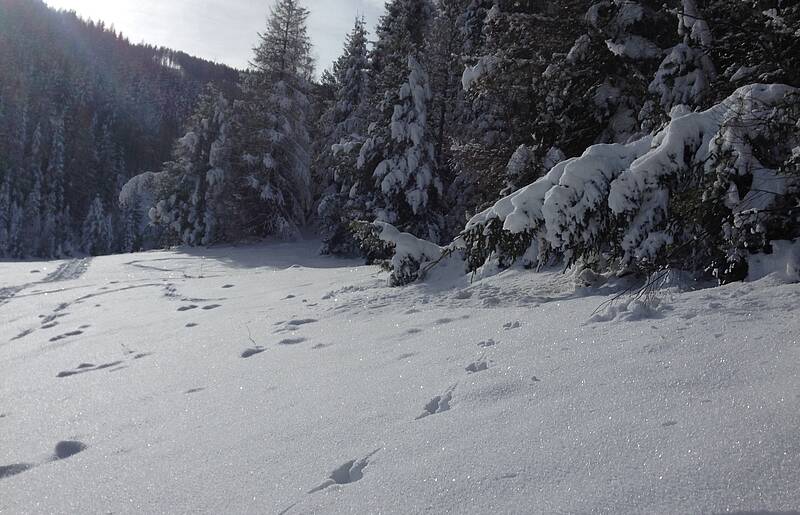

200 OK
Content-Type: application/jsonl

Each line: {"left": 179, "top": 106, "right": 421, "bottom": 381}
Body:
{"left": 0, "top": 0, "right": 238, "bottom": 258}
{"left": 3, "top": 0, "right": 798, "bottom": 285}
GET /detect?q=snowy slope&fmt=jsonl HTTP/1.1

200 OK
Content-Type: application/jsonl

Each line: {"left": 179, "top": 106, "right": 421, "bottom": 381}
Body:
{"left": 1, "top": 241, "right": 799, "bottom": 514}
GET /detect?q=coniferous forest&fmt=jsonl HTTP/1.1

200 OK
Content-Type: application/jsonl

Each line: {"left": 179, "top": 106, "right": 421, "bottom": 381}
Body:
{"left": 2, "top": 0, "right": 799, "bottom": 285}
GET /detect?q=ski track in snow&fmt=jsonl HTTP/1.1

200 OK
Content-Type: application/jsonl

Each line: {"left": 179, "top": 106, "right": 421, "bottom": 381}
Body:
{"left": 0, "top": 241, "right": 798, "bottom": 513}
{"left": 0, "top": 258, "right": 92, "bottom": 309}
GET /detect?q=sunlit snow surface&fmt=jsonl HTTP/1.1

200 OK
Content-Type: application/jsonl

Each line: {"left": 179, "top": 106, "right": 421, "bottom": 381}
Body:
{"left": 1, "top": 241, "right": 798, "bottom": 514}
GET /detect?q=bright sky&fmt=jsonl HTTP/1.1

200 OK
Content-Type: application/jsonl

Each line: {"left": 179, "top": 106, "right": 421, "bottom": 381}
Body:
{"left": 43, "top": 0, "right": 384, "bottom": 73}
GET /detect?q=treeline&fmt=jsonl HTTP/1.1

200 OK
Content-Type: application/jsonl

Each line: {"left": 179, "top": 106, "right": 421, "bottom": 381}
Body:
{"left": 0, "top": 0, "right": 238, "bottom": 258}
{"left": 4, "top": 0, "right": 799, "bottom": 283}
{"left": 139, "top": 0, "right": 798, "bottom": 283}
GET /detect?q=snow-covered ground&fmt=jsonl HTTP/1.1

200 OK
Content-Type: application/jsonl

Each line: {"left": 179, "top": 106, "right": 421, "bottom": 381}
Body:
{"left": 1, "top": 241, "right": 799, "bottom": 514}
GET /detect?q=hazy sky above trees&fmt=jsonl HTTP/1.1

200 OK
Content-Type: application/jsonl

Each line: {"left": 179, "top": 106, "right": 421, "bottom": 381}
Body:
{"left": 44, "top": 0, "right": 383, "bottom": 73}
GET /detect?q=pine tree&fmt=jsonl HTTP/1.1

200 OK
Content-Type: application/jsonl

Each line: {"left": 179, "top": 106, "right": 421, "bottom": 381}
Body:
{"left": 317, "top": 17, "right": 372, "bottom": 255}
{"left": 157, "top": 86, "right": 233, "bottom": 246}
{"left": 649, "top": 0, "right": 716, "bottom": 111}
{"left": 232, "top": 0, "right": 314, "bottom": 240}
{"left": 82, "top": 196, "right": 112, "bottom": 256}
{"left": 42, "top": 114, "right": 67, "bottom": 257}
{"left": 21, "top": 125, "right": 44, "bottom": 257}
{"left": 357, "top": 0, "right": 445, "bottom": 243}
{"left": 0, "top": 176, "right": 11, "bottom": 255}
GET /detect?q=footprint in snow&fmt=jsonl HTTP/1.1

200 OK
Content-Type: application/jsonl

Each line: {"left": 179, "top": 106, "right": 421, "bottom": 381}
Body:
{"left": 0, "top": 463, "right": 33, "bottom": 479}
{"left": 308, "top": 449, "right": 381, "bottom": 494}
{"left": 465, "top": 358, "right": 490, "bottom": 373}
{"left": 53, "top": 441, "right": 87, "bottom": 460}
{"left": 241, "top": 347, "right": 267, "bottom": 358}
{"left": 503, "top": 321, "right": 521, "bottom": 330}
{"left": 177, "top": 305, "right": 198, "bottom": 312}
{"left": 477, "top": 339, "right": 497, "bottom": 348}
{"left": 185, "top": 388, "right": 205, "bottom": 394}
{"left": 57, "top": 361, "right": 124, "bottom": 378}
{"left": 11, "top": 329, "right": 34, "bottom": 341}
{"left": 279, "top": 337, "right": 307, "bottom": 345}
{"left": 222, "top": 284, "right": 235, "bottom": 289}
{"left": 434, "top": 318, "right": 455, "bottom": 325}
{"left": 0, "top": 441, "right": 87, "bottom": 481}
{"left": 416, "top": 385, "right": 457, "bottom": 420}
{"left": 286, "top": 318, "right": 317, "bottom": 327}
{"left": 186, "top": 323, "right": 198, "bottom": 328}
{"left": 202, "top": 304, "right": 222, "bottom": 311}
{"left": 49, "top": 330, "right": 84, "bottom": 343}
{"left": 276, "top": 318, "right": 318, "bottom": 333}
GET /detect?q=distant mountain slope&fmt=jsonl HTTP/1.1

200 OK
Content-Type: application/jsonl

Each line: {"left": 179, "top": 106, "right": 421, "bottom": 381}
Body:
{"left": 0, "top": 0, "right": 239, "bottom": 258}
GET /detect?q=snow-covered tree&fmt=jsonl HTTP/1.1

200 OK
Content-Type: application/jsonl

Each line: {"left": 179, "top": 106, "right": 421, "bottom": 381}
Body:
{"left": 156, "top": 86, "right": 233, "bottom": 246}
{"left": 649, "top": 0, "right": 716, "bottom": 111}
{"left": 317, "top": 17, "right": 372, "bottom": 255}
{"left": 82, "top": 196, "right": 113, "bottom": 255}
{"left": 42, "top": 114, "right": 67, "bottom": 257}
{"left": 454, "top": 0, "right": 585, "bottom": 219}
{"left": 357, "top": 0, "right": 445, "bottom": 243}
{"left": 232, "top": 0, "right": 313, "bottom": 240}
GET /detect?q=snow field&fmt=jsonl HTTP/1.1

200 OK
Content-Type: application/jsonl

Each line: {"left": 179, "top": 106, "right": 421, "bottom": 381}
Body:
{"left": 1, "top": 241, "right": 799, "bottom": 513}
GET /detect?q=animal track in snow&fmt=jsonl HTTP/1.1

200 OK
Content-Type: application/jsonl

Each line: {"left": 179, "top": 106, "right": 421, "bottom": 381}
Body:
{"left": 275, "top": 318, "right": 318, "bottom": 333}
{"left": 311, "top": 343, "right": 332, "bottom": 350}
{"left": 308, "top": 449, "right": 380, "bottom": 494}
{"left": 49, "top": 330, "right": 83, "bottom": 343}
{"left": 185, "top": 323, "right": 198, "bottom": 328}
{"left": 503, "top": 321, "right": 521, "bottom": 330}
{"left": 434, "top": 318, "right": 455, "bottom": 325}
{"left": 202, "top": 304, "right": 222, "bottom": 310}
{"left": 241, "top": 347, "right": 267, "bottom": 358}
{"left": 477, "top": 339, "right": 497, "bottom": 348}
{"left": 177, "top": 305, "right": 198, "bottom": 312}
{"left": 0, "top": 463, "right": 33, "bottom": 479}
{"left": 11, "top": 329, "right": 34, "bottom": 341}
{"left": 279, "top": 337, "right": 307, "bottom": 345}
{"left": 222, "top": 284, "right": 235, "bottom": 289}
{"left": 53, "top": 440, "right": 87, "bottom": 460}
{"left": 465, "top": 358, "right": 490, "bottom": 373}
{"left": 416, "top": 385, "right": 457, "bottom": 420}
{"left": 57, "top": 361, "right": 124, "bottom": 378}
{"left": 406, "top": 328, "right": 423, "bottom": 335}
{"left": 185, "top": 388, "right": 205, "bottom": 394}
{"left": 286, "top": 318, "right": 317, "bottom": 327}
{"left": 0, "top": 441, "right": 87, "bottom": 481}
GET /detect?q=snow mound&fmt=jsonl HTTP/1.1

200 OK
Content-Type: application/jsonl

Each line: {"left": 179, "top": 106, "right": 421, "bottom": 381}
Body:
{"left": 748, "top": 239, "right": 800, "bottom": 283}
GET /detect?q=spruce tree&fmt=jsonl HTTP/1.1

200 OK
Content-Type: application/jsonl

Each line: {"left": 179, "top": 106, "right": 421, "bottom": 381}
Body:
{"left": 317, "top": 17, "right": 372, "bottom": 255}
{"left": 157, "top": 86, "right": 233, "bottom": 246}
{"left": 232, "top": 0, "right": 314, "bottom": 240}
{"left": 82, "top": 197, "right": 112, "bottom": 256}
{"left": 357, "top": 0, "right": 445, "bottom": 243}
